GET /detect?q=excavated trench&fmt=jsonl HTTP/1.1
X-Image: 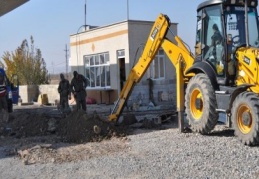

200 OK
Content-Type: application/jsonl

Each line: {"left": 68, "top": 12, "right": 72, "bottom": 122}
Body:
{"left": 0, "top": 106, "right": 129, "bottom": 144}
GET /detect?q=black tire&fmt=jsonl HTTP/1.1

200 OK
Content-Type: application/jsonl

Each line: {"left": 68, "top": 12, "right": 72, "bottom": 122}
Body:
{"left": 231, "top": 92, "right": 259, "bottom": 146}
{"left": 185, "top": 74, "right": 218, "bottom": 134}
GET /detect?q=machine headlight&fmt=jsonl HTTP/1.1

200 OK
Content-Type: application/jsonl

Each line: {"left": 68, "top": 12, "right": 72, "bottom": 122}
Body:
{"left": 239, "top": 70, "right": 245, "bottom": 77}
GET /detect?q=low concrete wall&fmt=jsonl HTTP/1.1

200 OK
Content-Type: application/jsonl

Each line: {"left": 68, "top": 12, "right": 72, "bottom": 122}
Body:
{"left": 19, "top": 85, "right": 59, "bottom": 104}
{"left": 39, "top": 85, "right": 59, "bottom": 104}
{"left": 19, "top": 80, "right": 177, "bottom": 107}
{"left": 19, "top": 85, "right": 39, "bottom": 103}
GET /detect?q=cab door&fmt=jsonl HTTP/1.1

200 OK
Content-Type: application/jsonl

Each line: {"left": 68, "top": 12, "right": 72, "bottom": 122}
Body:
{"left": 202, "top": 5, "right": 225, "bottom": 77}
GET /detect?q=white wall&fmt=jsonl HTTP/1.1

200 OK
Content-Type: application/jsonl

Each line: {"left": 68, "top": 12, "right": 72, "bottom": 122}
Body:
{"left": 19, "top": 85, "right": 59, "bottom": 104}
{"left": 70, "top": 22, "right": 129, "bottom": 90}
{"left": 68, "top": 20, "right": 179, "bottom": 107}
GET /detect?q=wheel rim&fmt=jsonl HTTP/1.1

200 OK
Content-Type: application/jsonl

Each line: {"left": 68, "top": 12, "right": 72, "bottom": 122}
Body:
{"left": 237, "top": 104, "right": 252, "bottom": 134}
{"left": 190, "top": 88, "right": 203, "bottom": 120}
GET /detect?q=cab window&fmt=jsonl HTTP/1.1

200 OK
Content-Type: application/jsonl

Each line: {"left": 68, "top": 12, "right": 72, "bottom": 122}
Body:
{"left": 203, "top": 5, "right": 225, "bottom": 76}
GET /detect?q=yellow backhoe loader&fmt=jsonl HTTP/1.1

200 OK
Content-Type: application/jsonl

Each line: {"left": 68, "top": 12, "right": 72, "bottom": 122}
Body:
{"left": 109, "top": 0, "right": 259, "bottom": 146}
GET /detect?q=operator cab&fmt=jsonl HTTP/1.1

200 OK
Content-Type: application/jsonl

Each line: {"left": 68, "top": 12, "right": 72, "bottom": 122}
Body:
{"left": 195, "top": 0, "right": 259, "bottom": 85}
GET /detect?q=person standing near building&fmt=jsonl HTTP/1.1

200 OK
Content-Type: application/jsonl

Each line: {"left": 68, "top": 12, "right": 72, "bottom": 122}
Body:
{"left": 70, "top": 71, "right": 88, "bottom": 111}
{"left": 0, "top": 72, "right": 8, "bottom": 122}
{"left": 58, "top": 73, "right": 71, "bottom": 113}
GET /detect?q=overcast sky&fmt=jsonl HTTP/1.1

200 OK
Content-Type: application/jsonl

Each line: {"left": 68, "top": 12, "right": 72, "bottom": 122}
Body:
{"left": 1, "top": 0, "right": 209, "bottom": 74}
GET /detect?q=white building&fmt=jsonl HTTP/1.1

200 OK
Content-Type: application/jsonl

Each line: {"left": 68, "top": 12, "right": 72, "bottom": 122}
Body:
{"left": 70, "top": 19, "right": 178, "bottom": 106}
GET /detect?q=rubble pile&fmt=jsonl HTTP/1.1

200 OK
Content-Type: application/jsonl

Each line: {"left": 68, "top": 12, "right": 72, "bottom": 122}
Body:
{"left": 15, "top": 137, "right": 129, "bottom": 165}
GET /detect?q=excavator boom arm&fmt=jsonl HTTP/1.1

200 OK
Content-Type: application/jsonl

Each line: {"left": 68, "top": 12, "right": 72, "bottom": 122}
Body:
{"left": 109, "top": 14, "right": 170, "bottom": 121}
{"left": 109, "top": 14, "right": 194, "bottom": 122}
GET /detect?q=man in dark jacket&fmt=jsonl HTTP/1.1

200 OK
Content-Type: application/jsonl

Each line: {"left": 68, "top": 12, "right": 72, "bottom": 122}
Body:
{"left": 58, "top": 73, "right": 71, "bottom": 113}
{"left": 70, "top": 71, "right": 88, "bottom": 111}
{"left": 211, "top": 24, "right": 223, "bottom": 47}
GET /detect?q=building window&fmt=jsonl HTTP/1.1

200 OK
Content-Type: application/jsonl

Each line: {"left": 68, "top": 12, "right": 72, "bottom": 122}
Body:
{"left": 150, "top": 49, "right": 165, "bottom": 79}
{"left": 84, "top": 52, "right": 110, "bottom": 88}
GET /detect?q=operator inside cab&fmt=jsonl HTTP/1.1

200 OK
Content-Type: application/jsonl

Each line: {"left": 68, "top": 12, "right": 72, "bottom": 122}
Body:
{"left": 210, "top": 23, "right": 224, "bottom": 74}
{"left": 195, "top": 1, "right": 259, "bottom": 86}
{"left": 202, "top": 22, "right": 225, "bottom": 76}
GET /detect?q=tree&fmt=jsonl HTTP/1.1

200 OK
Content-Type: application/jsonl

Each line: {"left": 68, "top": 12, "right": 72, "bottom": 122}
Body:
{"left": 0, "top": 36, "right": 49, "bottom": 85}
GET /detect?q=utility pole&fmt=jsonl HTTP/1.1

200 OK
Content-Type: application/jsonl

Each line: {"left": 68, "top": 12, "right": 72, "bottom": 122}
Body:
{"left": 64, "top": 44, "right": 69, "bottom": 78}
{"left": 52, "top": 61, "right": 54, "bottom": 74}
{"left": 127, "top": 0, "right": 129, "bottom": 20}
{"left": 85, "top": 0, "right": 87, "bottom": 31}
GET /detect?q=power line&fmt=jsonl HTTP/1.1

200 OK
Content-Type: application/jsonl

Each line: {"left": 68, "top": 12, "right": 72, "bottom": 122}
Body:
{"left": 55, "top": 61, "right": 66, "bottom": 66}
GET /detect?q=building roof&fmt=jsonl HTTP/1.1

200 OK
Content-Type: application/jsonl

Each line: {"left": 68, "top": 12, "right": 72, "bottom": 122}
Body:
{"left": 0, "top": 0, "right": 29, "bottom": 17}
{"left": 70, "top": 19, "right": 178, "bottom": 37}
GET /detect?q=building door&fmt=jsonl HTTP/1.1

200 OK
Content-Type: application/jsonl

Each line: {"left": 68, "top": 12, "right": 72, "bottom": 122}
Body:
{"left": 119, "top": 58, "right": 126, "bottom": 91}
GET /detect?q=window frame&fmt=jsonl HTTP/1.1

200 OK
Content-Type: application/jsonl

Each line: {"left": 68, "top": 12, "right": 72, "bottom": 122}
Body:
{"left": 150, "top": 49, "right": 165, "bottom": 80}
{"left": 84, "top": 52, "right": 111, "bottom": 89}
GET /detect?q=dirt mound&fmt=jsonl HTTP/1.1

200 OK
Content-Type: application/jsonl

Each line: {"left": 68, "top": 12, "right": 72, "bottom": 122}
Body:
{"left": 1, "top": 108, "right": 128, "bottom": 144}
{"left": 4, "top": 111, "right": 49, "bottom": 138}
{"left": 57, "top": 110, "right": 128, "bottom": 143}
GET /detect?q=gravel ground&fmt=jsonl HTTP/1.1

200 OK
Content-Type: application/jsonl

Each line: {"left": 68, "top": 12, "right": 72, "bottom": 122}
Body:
{"left": 0, "top": 104, "right": 259, "bottom": 178}
{"left": 1, "top": 123, "right": 259, "bottom": 179}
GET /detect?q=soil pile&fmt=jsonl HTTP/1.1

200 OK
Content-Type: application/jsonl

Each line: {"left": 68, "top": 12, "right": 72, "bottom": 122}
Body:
{"left": 1, "top": 108, "right": 128, "bottom": 144}
{"left": 57, "top": 110, "right": 128, "bottom": 143}
{"left": 3, "top": 111, "right": 49, "bottom": 138}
